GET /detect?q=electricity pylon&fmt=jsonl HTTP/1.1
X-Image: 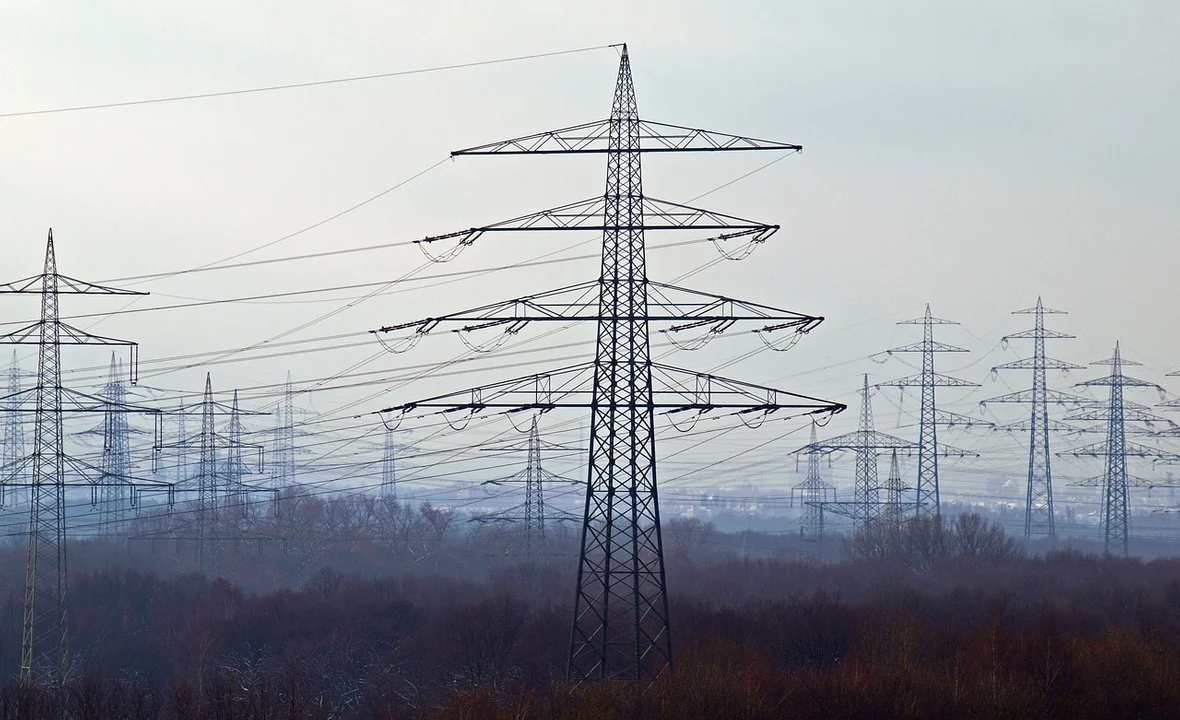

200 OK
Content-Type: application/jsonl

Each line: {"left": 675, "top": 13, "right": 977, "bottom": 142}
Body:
{"left": 270, "top": 373, "right": 296, "bottom": 507}
{"left": 882, "top": 449, "right": 908, "bottom": 520}
{"left": 878, "top": 305, "right": 979, "bottom": 517}
{"left": 0, "top": 230, "right": 165, "bottom": 693}
{"left": 794, "top": 375, "right": 916, "bottom": 528}
{"left": 380, "top": 423, "right": 398, "bottom": 503}
{"left": 1060, "top": 343, "right": 1180, "bottom": 555}
{"left": 474, "top": 416, "right": 581, "bottom": 557}
{"left": 983, "top": 298, "right": 1083, "bottom": 540}
{"left": 147, "top": 374, "right": 268, "bottom": 572}
{"left": 373, "top": 45, "right": 845, "bottom": 682}
{"left": 97, "top": 355, "right": 138, "bottom": 535}
{"left": 790, "top": 421, "right": 835, "bottom": 553}
{"left": 2, "top": 351, "right": 31, "bottom": 508}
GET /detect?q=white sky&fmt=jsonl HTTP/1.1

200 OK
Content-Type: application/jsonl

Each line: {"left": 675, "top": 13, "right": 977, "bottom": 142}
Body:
{"left": 1, "top": 2, "right": 1178, "bottom": 511}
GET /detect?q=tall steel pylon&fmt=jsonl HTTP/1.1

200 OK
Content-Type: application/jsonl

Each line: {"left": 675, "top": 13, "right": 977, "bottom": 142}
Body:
{"left": 1060, "top": 343, "right": 1178, "bottom": 555}
{"left": 883, "top": 449, "right": 907, "bottom": 520}
{"left": 98, "top": 355, "right": 134, "bottom": 535}
{"left": 983, "top": 298, "right": 1082, "bottom": 540}
{"left": 878, "top": 305, "right": 979, "bottom": 517}
{"left": 2, "top": 351, "right": 30, "bottom": 508}
{"left": 475, "top": 416, "right": 581, "bottom": 558}
{"left": 374, "top": 45, "right": 844, "bottom": 682}
{"left": 795, "top": 375, "right": 917, "bottom": 529}
{"left": 790, "top": 421, "right": 834, "bottom": 552}
{"left": 148, "top": 374, "right": 267, "bottom": 572}
{"left": 379, "top": 423, "right": 400, "bottom": 504}
{"left": 270, "top": 372, "right": 296, "bottom": 507}
{"left": 0, "top": 230, "right": 164, "bottom": 693}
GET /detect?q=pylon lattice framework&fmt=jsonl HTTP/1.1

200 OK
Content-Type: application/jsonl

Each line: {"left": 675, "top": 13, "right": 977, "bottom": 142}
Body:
{"left": 374, "top": 45, "right": 845, "bottom": 683}
{"left": 878, "top": 305, "right": 980, "bottom": 517}
{"left": 145, "top": 374, "right": 270, "bottom": 572}
{"left": 473, "top": 416, "right": 582, "bottom": 558}
{"left": 796, "top": 375, "right": 917, "bottom": 530}
{"left": 0, "top": 231, "right": 165, "bottom": 691}
{"left": 1060, "top": 343, "right": 1180, "bottom": 555}
{"left": 982, "top": 297, "right": 1083, "bottom": 540}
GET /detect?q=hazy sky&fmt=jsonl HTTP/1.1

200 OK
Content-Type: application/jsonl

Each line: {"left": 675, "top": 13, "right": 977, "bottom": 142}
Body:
{"left": 2, "top": 2, "right": 1178, "bottom": 508}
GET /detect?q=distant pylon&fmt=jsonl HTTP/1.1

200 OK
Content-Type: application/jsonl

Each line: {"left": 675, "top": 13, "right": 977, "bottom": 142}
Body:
{"left": 985, "top": 298, "right": 1083, "bottom": 540}
{"left": 2, "top": 351, "right": 28, "bottom": 508}
{"left": 795, "top": 376, "right": 917, "bottom": 529}
{"left": 474, "top": 416, "right": 581, "bottom": 558}
{"left": 1060, "top": 343, "right": 1180, "bottom": 555}
{"left": 878, "top": 305, "right": 979, "bottom": 517}
{"left": 523, "top": 417, "right": 544, "bottom": 554}
{"left": 196, "top": 375, "right": 219, "bottom": 572}
{"left": 98, "top": 354, "right": 133, "bottom": 535}
{"left": 883, "top": 449, "right": 907, "bottom": 519}
{"left": 791, "top": 421, "right": 834, "bottom": 552}
{"left": 380, "top": 423, "right": 397, "bottom": 503}
{"left": 270, "top": 372, "right": 296, "bottom": 506}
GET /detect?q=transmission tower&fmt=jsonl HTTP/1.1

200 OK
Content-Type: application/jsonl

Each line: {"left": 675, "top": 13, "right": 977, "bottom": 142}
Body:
{"left": 795, "top": 375, "right": 916, "bottom": 529}
{"left": 1059, "top": 343, "right": 1180, "bottom": 555}
{"left": 982, "top": 298, "right": 1084, "bottom": 540}
{"left": 878, "top": 305, "right": 979, "bottom": 517}
{"left": 2, "top": 351, "right": 30, "bottom": 508}
{"left": 270, "top": 373, "right": 296, "bottom": 506}
{"left": 474, "top": 416, "right": 581, "bottom": 557}
{"left": 380, "top": 423, "right": 398, "bottom": 503}
{"left": 145, "top": 375, "right": 269, "bottom": 572}
{"left": 0, "top": 230, "right": 165, "bottom": 693}
{"left": 882, "top": 449, "right": 908, "bottom": 520}
{"left": 97, "top": 355, "right": 136, "bottom": 535}
{"left": 790, "top": 421, "right": 835, "bottom": 553}
{"left": 373, "top": 45, "right": 845, "bottom": 682}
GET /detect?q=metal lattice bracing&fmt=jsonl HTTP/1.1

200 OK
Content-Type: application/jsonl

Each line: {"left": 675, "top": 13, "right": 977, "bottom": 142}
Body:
{"left": 878, "top": 305, "right": 978, "bottom": 518}
{"left": 795, "top": 376, "right": 918, "bottom": 528}
{"left": 2, "top": 351, "right": 29, "bottom": 508}
{"left": 0, "top": 230, "right": 163, "bottom": 697}
{"left": 474, "top": 416, "right": 581, "bottom": 558}
{"left": 1060, "top": 344, "right": 1180, "bottom": 555}
{"left": 883, "top": 450, "right": 907, "bottom": 520}
{"left": 372, "top": 45, "right": 845, "bottom": 683}
{"left": 98, "top": 355, "right": 133, "bottom": 535}
{"left": 380, "top": 424, "right": 398, "bottom": 503}
{"left": 270, "top": 372, "right": 297, "bottom": 509}
{"left": 984, "top": 298, "right": 1083, "bottom": 540}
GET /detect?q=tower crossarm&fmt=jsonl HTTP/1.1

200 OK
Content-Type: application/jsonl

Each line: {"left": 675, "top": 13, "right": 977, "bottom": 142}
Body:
{"left": 792, "top": 429, "right": 917, "bottom": 454}
{"left": 1065, "top": 406, "right": 1175, "bottom": 425}
{"left": 1070, "top": 474, "right": 1180, "bottom": 488}
{"left": 1001, "top": 328, "right": 1076, "bottom": 342}
{"left": 414, "top": 196, "right": 779, "bottom": 249}
{"left": 374, "top": 280, "right": 823, "bottom": 336}
{"left": 991, "top": 356, "right": 1084, "bottom": 372}
{"left": 450, "top": 118, "right": 801, "bottom": 156}
{"left": 934, "top": 409, "right": 995, "bottom": 429}
{"left": 0, "top": 274, "right": 147, "bottom": 296}
{"left": 979, "top": 388, "right": 1090, "bottom": 407}
{"left": 877, "top": 372, "right": 979, "bottom": 389}
{"left": 1058, "top": 440, "right": 1180, "bottom": 461}
{"left": 884, "top": 341, "right": 970, "bottom": 354}
{"left": 1075, "top": 373, "right": 1164, "bottom": 391}
{"left": 376, "top": 362, "right": 845, "bottom": 418}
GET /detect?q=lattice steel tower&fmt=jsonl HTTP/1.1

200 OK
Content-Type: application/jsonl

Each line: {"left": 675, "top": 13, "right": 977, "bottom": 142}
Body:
{"left": 984, "top": 298, "right": 1082, "bottom": 539}
{"left": 796, "top": 375, "right": 916, "bottom": 529}
{"left": 879, "top": 305, "right": 979, "bottom": 517}
{"left": 270, "top": 372, "right": 296, "bottom": 505}
{"left": 98, "top": 354, "right": 134, "bottom": 535}
{"left": 380, "top": 423, "right": 398, "bottom": 503}
{"left": 375, "top": 46, "right": 844, "bottom": 682}
{"left": 0, "top": 230, "right": 163, "bottom": 693}
{"left": 2, "top": 351, "right": 29, "bottom": 508}
{"left": 1060, "top": 343, "right": 1177, "bottom": 555}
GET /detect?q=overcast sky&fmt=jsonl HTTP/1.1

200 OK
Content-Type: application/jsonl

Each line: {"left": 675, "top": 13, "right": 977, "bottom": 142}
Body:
{"left": 2, "top": 2, "right": 1178, "bottom": 505}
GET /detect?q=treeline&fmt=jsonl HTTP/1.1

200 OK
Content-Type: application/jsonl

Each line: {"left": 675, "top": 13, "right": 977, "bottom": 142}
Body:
{"left": 0, "top": 515, "right": 1176, "bottom": 717}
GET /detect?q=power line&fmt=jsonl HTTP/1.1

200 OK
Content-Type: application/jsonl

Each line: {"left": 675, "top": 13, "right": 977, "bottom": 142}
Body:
{"left": 0, "top": 44, "right": 615, "bottom": 119}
